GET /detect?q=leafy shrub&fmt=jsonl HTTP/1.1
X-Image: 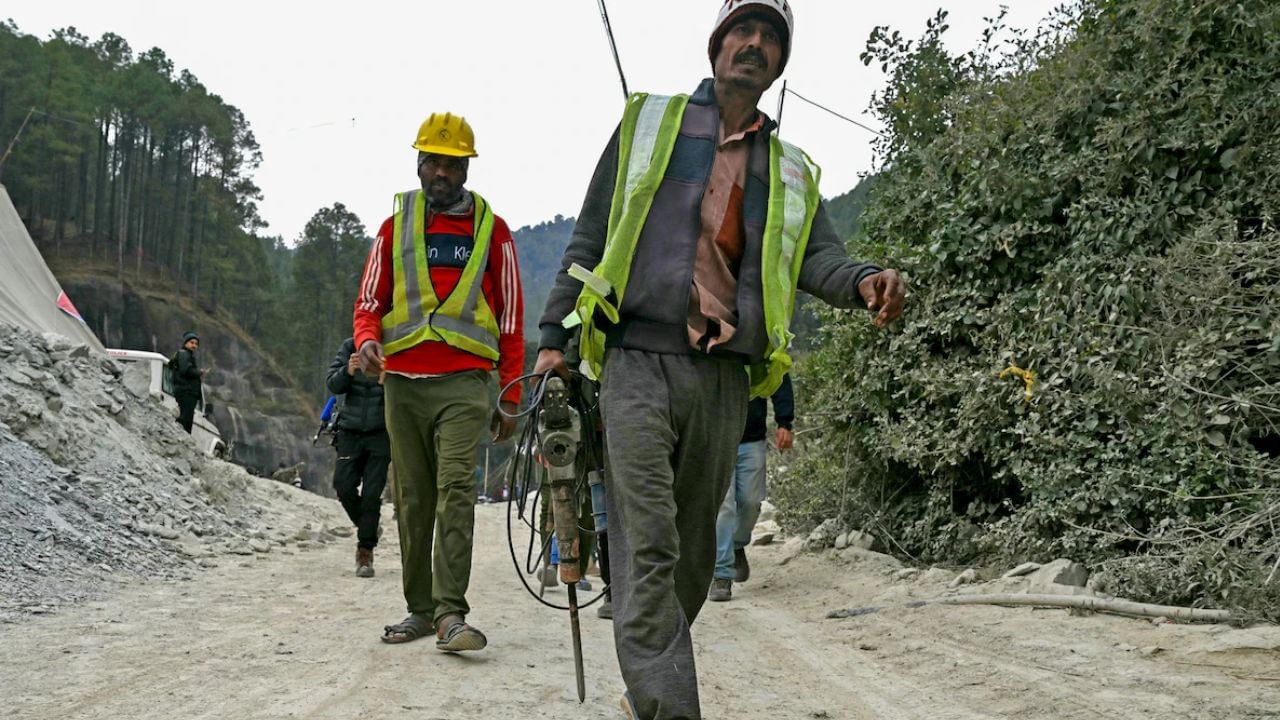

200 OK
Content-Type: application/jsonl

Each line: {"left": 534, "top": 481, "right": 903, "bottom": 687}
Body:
{"left": 776, "top": 0, "right": 1280, "bottom": 620}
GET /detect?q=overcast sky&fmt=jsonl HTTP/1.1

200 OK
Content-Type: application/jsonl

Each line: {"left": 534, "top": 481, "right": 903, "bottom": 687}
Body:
{"left": 10, "top": 1, "right": 1064, "bottom": 242}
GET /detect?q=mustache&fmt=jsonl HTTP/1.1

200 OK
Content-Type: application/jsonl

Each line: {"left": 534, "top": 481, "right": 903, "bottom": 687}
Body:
{"left": 734, "top": 48, "right": 767, "bottom": 67}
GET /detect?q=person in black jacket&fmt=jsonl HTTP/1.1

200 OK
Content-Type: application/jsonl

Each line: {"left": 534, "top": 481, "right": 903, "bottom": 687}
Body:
{"left": 327, "top": 337, "right": 391, "bottom": 578}
{"left": 709, "top": 373, "right": 794, "bottom": 602}
{"left": 172, "top": 332, "right": 205, "bottom": 434}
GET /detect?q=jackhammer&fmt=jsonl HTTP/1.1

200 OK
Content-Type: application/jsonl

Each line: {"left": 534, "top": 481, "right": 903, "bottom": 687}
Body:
{"left": 537, "top": 376, "right": 586, "bottom": 701}
{"left": 500, "top": 369, "right": 610, "bottom": 704}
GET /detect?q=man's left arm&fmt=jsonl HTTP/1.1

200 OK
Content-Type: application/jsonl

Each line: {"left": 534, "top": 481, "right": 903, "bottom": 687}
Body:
{"left": 797, "top": 203, "right": 881, "bottom": 308}
{"left": 797, "top": 202, "right": 905, "bottom": 325}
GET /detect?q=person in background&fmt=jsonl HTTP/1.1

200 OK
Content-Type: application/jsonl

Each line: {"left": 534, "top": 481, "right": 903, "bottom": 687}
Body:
{"left": 709, "top": 373, "right": 792, "bottom": 602}
{"left": 171, "top": 331, "right": 205, "bottom": 434}
{"left": 326, "top": 337, "right": 391, "bottom": 578}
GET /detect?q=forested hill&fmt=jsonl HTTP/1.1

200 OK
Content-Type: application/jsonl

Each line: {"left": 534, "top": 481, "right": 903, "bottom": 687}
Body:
{"left": 0, "top": 22, "right": 372, "bottom": 405}
{"left": 0, "top": 22, "right": 269, "bottom": 318}
{"left": 826, "top": 175, "right": 876, "bottom": 242}
{"left": 513, "top": 215, "right": 574, "bottom": 339}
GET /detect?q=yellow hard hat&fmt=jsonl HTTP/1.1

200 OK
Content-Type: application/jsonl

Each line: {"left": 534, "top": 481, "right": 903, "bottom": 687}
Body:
{"left": 412, "top": 112, "right": 478, "bottom": 158}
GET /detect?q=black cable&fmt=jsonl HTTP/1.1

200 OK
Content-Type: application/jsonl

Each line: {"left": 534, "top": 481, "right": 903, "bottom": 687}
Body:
{"left": 784, "top": 88, "right": 887, "bottom": 139}
{"left": 503, "top": 370, "right": 609, "bottom": 611}
{"left": 596, "top": 0, "right": 630, "bottom": 99}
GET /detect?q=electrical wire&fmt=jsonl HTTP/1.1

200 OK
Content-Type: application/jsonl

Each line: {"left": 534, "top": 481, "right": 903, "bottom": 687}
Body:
{"left": 782, "top": 88, "right": 886, "bottom": 139}
{"left": 596, "top": 0, "right": 630, "bottom": 100}
{"left": 501, "top": 370, "right": 609, "bottom": 611}
{"left": 29, "top": 108, "right": 95, "bottom": 128}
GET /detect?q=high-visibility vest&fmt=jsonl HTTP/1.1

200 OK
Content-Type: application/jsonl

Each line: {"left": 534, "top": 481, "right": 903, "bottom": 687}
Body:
{"left": 566, "top": 93, "right": 822, "bottom": 399}
{"left": 381, "top": 189, "right": 500, "bottom": 361}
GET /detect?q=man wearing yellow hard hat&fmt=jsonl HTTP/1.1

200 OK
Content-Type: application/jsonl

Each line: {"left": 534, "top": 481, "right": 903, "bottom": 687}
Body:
{"left": 353, "top": 112, "right": 524, "bottom": 652}
{"left": 535, "top": 1, "right": 905, "bottom": 716}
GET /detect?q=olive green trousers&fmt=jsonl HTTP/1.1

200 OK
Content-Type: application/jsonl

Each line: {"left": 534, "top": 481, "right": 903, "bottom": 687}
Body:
{"left": 384, "top": 370, "right": 492, "bottom": 623}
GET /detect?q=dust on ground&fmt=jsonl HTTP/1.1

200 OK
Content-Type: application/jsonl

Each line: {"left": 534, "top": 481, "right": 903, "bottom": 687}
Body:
{"left": 2, "top": 499, "right": 1277, "bottom": 720}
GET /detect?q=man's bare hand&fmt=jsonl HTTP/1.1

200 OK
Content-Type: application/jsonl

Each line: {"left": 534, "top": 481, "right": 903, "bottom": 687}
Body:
{"left": 775, "top": 427, "right": 794, "bottom": 452}
{"left": 358, "top": 340, "right": 385, "bottom": 375}
{"left": 347, "top": 352, "right": 361, "bottom": 376}
{"left": 491, "top": 401, "right": 518, "bottom": 442}
{"left": 533, "top": 348, "right": 570, "bottom": 379}
{"left": 857, "top": 269, "right": 906, "bottom": 328}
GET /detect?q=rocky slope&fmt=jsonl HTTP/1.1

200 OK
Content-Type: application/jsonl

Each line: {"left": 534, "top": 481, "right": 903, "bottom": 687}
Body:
{"left": 0, "top": 324, "right": 349, "bottom": 622}
{"left": 48, "top": 263, "right": 332, "bottom": 489}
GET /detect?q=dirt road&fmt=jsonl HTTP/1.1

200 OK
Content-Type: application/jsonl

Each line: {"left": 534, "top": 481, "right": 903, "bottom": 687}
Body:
{"left": 3, "top": 499, "right": 1277, "bottom": 720}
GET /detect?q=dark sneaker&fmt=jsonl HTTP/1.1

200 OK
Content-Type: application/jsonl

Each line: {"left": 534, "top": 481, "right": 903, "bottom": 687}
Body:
{"left": 577, "top": 577, "right": 592, "bottom": 591}
{"left": 356, "top": 547, "right": 375, "bottom": 578}
{"left": 709, "top": 578, "right": 733, "bottom": 602}
{"left": 734, "top": 548, "right": 750, "bottom": 583}
{"left": 597, "top": 595, "right": 613, "bottom": 620}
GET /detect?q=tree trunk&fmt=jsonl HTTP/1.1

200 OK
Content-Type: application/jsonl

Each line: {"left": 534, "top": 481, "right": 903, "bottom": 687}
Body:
{"left": 92, "top": 117, "right": 109, "bottom": 258}
{"left": 78, "top": 133, "right": 90, "bottom": 250}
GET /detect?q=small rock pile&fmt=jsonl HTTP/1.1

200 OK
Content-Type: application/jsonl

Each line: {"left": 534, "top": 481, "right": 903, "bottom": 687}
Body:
{"left": 0, "top": 325, "right": 345, "bottom": 622}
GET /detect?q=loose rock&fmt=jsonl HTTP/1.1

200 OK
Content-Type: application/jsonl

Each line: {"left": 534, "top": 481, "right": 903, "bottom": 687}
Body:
{"left": 1002, "top": 561, "right": 1042, "bottom": 579}
{"left": 1028, "top": 559, "right": 1089, "bottom": 592}
{"left": 804, "top": 519, "right": 842, "bottom": 551}
{"left": 778, "top": 537, "right": 805, "bottom": 566}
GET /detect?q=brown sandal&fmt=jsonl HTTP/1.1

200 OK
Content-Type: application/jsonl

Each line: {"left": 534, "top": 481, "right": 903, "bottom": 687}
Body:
{"left": 435, "top": 615, "right": 487, "bottom": 652}
{"left": 381, "top": 614, "right": 433, "bottom": 644}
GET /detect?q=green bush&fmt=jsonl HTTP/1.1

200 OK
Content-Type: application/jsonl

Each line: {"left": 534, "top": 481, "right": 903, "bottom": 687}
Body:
{"left": 776, "top": 0, "right": 1280, "bottom": 620}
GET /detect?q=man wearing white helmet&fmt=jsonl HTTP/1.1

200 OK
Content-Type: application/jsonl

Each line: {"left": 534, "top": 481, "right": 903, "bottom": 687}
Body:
{"left": 536, "top": 2, "right": 905, "bottom": 717}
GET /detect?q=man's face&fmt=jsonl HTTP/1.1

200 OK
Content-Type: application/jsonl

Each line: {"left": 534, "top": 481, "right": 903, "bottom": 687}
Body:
{"left": 418, "top": 154, "right": 469, "bottom": 206}
{"left": 185, "top": 339, "right": 199, "bottom": 351}
{"left": 713, "top": 14, "right": 785, "bottom": 93}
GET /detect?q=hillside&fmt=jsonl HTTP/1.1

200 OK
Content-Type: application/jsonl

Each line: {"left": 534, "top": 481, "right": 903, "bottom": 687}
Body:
{"left": 0, "top": 322, "right": 344, "bottom": 621}
{"left": 45, "top": 257, "right": 333, "bottom": 489}
{"left": 513, "top": 214, "right": 575, "bottom": 338}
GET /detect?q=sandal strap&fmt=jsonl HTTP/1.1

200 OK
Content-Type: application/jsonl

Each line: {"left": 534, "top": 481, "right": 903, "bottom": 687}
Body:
{"left": 383, "top": 615, "right": 431, "bottom": 638}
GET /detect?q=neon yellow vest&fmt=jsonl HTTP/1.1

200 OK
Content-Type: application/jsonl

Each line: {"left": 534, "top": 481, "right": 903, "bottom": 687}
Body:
{"left": 381, "top": 189, "right": 500, "bottom": 361}
{"left": 566, "top": 93, "right": 821, "bottom": 399}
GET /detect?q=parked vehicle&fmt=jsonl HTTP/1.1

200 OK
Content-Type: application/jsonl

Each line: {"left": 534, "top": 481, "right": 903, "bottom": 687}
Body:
{"left": 107, "top": 348, "right": 229, "bottom": 458}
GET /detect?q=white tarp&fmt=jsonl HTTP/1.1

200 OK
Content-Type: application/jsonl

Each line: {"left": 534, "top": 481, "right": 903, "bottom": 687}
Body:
{"left": 0, "top": 184, "right": 105, "bottom": 352}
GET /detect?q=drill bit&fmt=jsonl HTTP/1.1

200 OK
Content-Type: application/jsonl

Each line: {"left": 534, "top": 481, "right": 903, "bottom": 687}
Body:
{"left": 567, "top": 581, "right": 585, "bottom": 702}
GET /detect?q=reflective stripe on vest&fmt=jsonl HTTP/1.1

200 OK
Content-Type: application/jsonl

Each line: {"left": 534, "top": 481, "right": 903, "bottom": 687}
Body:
{"left": 747, "top": 135, "right": 821, "bottom": 398}
{"left": 567, "top": 94, "right": 820, "bottom": 398}
{"left": 381, "top": 189, "right": 501, "bottom": 360}
{"left": 564, "top": 92, "right": 689, "bottom": 377}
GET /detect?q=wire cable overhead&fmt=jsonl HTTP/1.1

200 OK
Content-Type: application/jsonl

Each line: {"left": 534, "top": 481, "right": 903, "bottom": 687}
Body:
{"left": 778, "top": 87, "right": 886, "bottom": 139}
{"left": 596, "top": 0, "right": 630, "bottom": 100}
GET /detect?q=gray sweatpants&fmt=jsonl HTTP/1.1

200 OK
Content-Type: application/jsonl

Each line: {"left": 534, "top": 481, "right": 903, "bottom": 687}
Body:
{"left": 600, "top": 348, "right": 749, "bottom": 720}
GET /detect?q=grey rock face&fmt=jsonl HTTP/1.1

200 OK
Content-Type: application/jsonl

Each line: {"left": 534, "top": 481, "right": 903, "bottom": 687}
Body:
{"left": 0, "top": 324, "right": 331, "bottom": 623}
{"left": 57, "top": 276, "right": 332, "bottom": 490}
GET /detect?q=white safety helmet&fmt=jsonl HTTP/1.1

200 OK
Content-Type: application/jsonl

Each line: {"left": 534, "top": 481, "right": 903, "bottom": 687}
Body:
{"left": 708, "top": 0, "right": 795, "bottom": 74}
